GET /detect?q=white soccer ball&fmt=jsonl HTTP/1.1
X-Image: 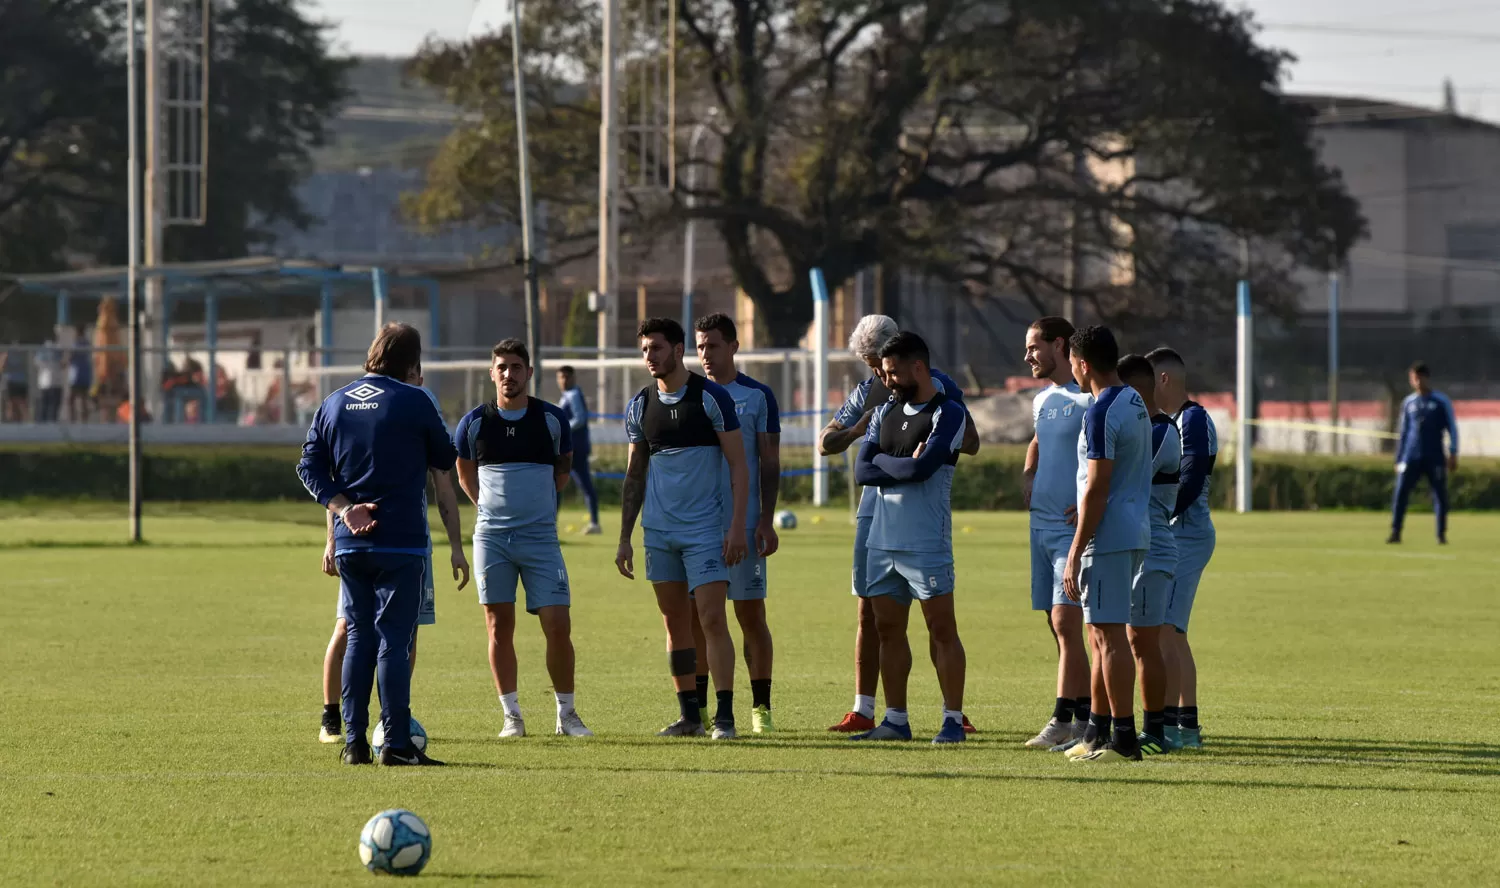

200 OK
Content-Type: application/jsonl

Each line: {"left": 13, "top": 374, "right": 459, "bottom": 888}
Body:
{"left": 371, "top": 716, "right": 427, "bottom": 756}
{"left": 359, "top": 808, "right": 432, "bottom": 876}
{"left": 774, "top": 510, "right": 798, "bottom": 530}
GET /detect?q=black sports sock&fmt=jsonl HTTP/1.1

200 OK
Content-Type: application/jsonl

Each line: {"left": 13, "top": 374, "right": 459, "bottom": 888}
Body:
{"left": 1083, "top": 711, "right": 1111, "bottom": 745}
{"left": 751, "top": 679, "right": 772, "bottom": 709}
{"left": 677, "top": 690, "right": 700, "bottom": 724}
{"left": 1052, "top": 697, "right": 1073, "bottom": 722}
{"left": 715, "top": 690, "right": 735, "bottom": 725}
{"left": 322, "top": 703, "right": 341, "bottom": 728}
{"left": 1143, "top": 710, "right": 1166, "bottom": 742}
{"left": 695, "top": 674, "right": 710, "bottom": 710}
{"left": 1111, "top": 717, "right": 1139, "bottom": 754}
{"left": 1074, "top": 697, "right": 1092, "bottom": 724}
{"left": 1180, "top": 706, "right": 1200, "bottom": 730}
{"left": 1163, "top": 705, "right": 1180, "bottom": 728}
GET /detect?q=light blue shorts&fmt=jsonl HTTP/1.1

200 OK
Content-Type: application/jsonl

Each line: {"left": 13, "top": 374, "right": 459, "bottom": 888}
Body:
{"left": 644, "top": 527, "right": 729, "bottom": 592}
{"left": 1166, "top": 529, "right": 1216, "bottom": 632}
{"left": 475, "top": 532, "right": 570, "bottom": 614}
{"left": 1030, "top": 525, "right": 1078, "bottom": 611}
{"left": 727, "top": 527, "right": 767, "bottom": 601}
{"left": 865, "top": 548, "right": 955, "bottom": 606}
{"left": 339, "top": 553, "right": 436, "bottom": 626}
{"left": 1081, "top": 549, "right": 1145, "bottom": 625}
{"left": 1130, "top": 568, "right": 1172, "bottom": 628}
{"left": 851, "top": 515, "right": 873, "bottom": 597}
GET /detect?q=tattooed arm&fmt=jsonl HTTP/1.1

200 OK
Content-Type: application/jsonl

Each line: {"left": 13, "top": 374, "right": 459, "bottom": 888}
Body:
{"left": 614, "top": 442, "right": 648, "bottom": 580}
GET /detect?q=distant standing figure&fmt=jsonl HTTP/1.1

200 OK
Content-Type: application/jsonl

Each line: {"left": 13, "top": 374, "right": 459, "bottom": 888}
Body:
{"left": 555, "top": 365, "right": 601, "bottom": 533}
{"left": 1389, "top": 361, "right": 1458, "bottom": 545}
{"left": 68, "top": 327, "right": 93, "bottom": 422}
{"left": 35, "top": 340, "right": 63, "bottom": 422}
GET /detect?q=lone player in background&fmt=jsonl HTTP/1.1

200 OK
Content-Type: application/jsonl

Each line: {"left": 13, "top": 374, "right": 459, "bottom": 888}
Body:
{"left": 852, "top": 332, "right": 975, "bottom": 744}
{"left": 456, "top": 340, "right": 592, "bottom": 739}
{"left": 693, "top": 313, "right": 781, "bottom": 734}
{"left": 1020, "top": 316, "right": 1095, "bottom": 750}
{"left": 318, "top": 365, "right": 468, "bottom": 745}
{"left": 556, "top": 365, "right": 602, "bottom": 534}
{"left": 1389, "top": 361, "right": 1458, "bottom": 545}
{"left": 616, "top": 318, "right": 750, "bottom": 739}
{"left": 1147, "top": 347, "right": 1217, "bottom": 750}
{"left": 1062, "top": 326, "right": 1151, "bottom": 764}
{"left": 1119, "top": 353, "right": 1180, "bottom": 756}
{"left": 818, "top": 315, "right": 978, "bottom": 734}
{"left": 298, "top": 323, "right": 456, "bottom": 766}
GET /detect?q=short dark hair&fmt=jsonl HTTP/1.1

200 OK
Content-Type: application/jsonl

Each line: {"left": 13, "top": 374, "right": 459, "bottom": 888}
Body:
{"left": 364, "top": 323, "right": 423, "bottom": 380}
{"left": 1145, "top": 346, "right": 1185, "bottom": 372}
{"left": 694, "top": 312, "right": 737, "bottom": 342}
{"left": 1069, "top": 325, "right": 1119, "bottom": 374}
{"left": 1117, "top": 353, "right": 1154, "bottom": 388}
{"left": 1030, "top": 316, "right": 1075, "bottom": 354}
{"left": 879, "top": 330, "right": 930, "bottom": 366}
{"left": 1410, "top": 361, "right": 1430, "bottom": 377}
{"left": 557, "top": 364, "right": 576, "bottom": 376}
{"left": 638, "top": 317, "right": 685, "bottom": 347}
{"left": 492, "top": 338, "right": 530, "bottom": 367}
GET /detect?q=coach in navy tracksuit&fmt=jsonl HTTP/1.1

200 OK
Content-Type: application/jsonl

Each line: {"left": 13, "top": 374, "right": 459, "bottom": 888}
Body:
{"left": 297, "top": 323, "right": 457, "bottom": 765}
{"left": 1389, "top": 361, "right": 1458, "bottom": 545}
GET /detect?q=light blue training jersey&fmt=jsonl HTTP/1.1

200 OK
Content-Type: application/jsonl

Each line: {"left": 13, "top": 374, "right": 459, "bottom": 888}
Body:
{"left": 864, "top": 399, "right": 968, "bottom": 554}
{"left": 1146, "top": 415, "right": 1182, "bottom": 573}
{"left": 832, "top": 369, "right": 964, "bottom": 519}
{"left": 626, "top": 380, "right": 739, "bottom": 535}
{"left": 453, "top": 399, "right": 570, "bottom": 537}
{"left": 1075, "top": 385, "right": 1152, "bottom": 555}
{"left": 559, "top": 386, "right": 590, "bottom": 445}
{"left": 716, "top": 372, "right": 781, "bottom": 529}
{"left": 1030, "top": 381, "right": 1093, "bottom": 530}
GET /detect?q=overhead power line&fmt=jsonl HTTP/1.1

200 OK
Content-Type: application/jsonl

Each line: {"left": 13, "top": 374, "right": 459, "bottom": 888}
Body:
{"left": 1261, "top": 22, "right": 1500, "bottom": 43}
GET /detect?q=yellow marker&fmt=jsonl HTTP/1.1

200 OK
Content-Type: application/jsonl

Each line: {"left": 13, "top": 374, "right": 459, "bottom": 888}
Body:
{"left": 962, "top": 526, "right": 973, "bottom": 534}
{"left": 811, "top": 514, "right": 824, "bottom": 524}
{"left": 565, "top": 524, "right": 577, "bottom": 533}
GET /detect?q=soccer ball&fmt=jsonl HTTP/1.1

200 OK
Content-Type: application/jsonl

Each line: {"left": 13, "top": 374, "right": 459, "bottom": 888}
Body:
{"left": 359, "top": 809, "right": 431, "bottom": 876}
{"left": 371, "top": 716, "right": 427, "bottom": 756}
{"left": 774, "top": 510, "right": 797, "bottom": 530}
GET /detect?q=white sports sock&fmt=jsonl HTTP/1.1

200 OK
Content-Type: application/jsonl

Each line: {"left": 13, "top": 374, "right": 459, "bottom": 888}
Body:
{"left": 500, "top": 692, "right": 521, "bottom": 717}
{"left": 943, "top": 709, "right": 964, "bottom": 726}
{"left": 555, "top": 692, "right": 575, "bottom": 716}
{"left": 854, "top": 694, "right": 876, "bottom": 718}
{"left": 883, "top": 708, "right": 909, "bottom": 727}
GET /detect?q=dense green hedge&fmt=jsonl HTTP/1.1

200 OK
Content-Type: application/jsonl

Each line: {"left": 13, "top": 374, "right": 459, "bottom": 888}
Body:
{"left": 0, "top": 444, "right": 1492, "bottom": 511}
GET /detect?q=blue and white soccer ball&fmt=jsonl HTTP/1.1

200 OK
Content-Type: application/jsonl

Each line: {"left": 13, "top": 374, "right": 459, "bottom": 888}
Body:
{"left": 371, "top": 717, "right": 427, "bottom": 757}
{"left": 773, "top": 509, "right": 797, "bottom": 530}
{"left": 359, "top": 808, "right": 431, "bottom": 876}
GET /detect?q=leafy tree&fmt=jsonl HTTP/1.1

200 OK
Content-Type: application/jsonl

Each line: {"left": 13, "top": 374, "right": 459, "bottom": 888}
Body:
{"left": 0, "top": 0, "right": 350, "bottom": 278}
{"left": 408, "top": 0, "right": 1364, "bottom": 345}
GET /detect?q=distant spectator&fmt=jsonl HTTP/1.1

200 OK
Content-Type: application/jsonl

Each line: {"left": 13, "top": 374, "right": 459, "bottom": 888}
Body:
{"left": 35, "top": 340, "right": 63, "bottom": 422}
{"left": 1, "top": 346, "right": 28, "bottom": 422}
{"left": 214, "top": 364, "right": 241, "bottom": 422}
{"left": 68, "top": 326, "right": 94, "bottom": 422}
{"left": 92, "top": 297, "right": 126, "bottom": 420}
{"left": 246, "top": 331, "right": 263, "bottom": 370}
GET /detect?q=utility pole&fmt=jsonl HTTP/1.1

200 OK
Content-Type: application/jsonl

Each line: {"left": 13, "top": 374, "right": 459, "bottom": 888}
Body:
{"left": 596, "top": 0, "right": 620, "bottom": 413}
{"left": 511, "top": 0, "right": 541, "bottom": 393}
{"left": 1061, "top": 150, "right": 1086, "bottom": 322}
{"left": 144, "top": 0, "right": 164, "bottom": 412}
{"left": 1328, "top": 270, "right": 1341, "bottom": 454}
{"left": 127, "top": 0, "right": 143, "bottom": 543}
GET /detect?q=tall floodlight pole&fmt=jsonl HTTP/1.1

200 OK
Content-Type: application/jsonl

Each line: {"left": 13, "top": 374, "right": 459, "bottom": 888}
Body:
{"left": 144, "top": 0, "right": 164, "bottom": 416}
{"left": 1235, "top": 238, "right": 1253, "bottom": 514}
{"left": 1328, "top": 270, "right": 1341, "bottom": 454}
{"left": 597, "top": 0, "right": 620, "bottom": 412}
{"left": 127, "top": 0, "right": 143, "bottom": 543}
{"left": 681, "top": 116, "right": 713, "bottom": 334}
{"left": 511, "top": 0, "right": 542, "bottom": 393}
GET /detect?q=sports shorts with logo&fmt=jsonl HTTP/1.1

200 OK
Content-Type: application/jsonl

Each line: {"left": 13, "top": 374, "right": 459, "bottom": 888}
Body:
{"left": 644, "top": 526, "right": 729, "bottom": 591}
{"left": 475, "top": 530, "right": 570, "bottom": 614}
{"left": 1130, "top": 567, "right": 1171, "bottom": 628}
{"left": 864, "top": 548, "right": 955, "bottom": 605}
{"left": 727, "top": 525, "right": 766, "bottom": 601}
{"left": 1166, "top": 527, "right": 1216, "bottom": 632}
{"left": 1081, "top": 549, "right": 1145, "bottom": 625}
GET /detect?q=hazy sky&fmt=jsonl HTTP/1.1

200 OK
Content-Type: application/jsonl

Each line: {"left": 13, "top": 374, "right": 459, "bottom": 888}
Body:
{"left": 312, "top": 0, "right": 1500, "bottom": 121}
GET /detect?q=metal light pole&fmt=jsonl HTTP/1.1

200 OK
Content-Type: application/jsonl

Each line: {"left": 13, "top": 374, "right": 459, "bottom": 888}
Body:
{"left": 1328, "top": 270, "right": 1341, "bottom": 454}
{"left": 596, "top": 0, "right": 620, "bottom": 413}
{"left": 126, "top": 0, "right": 143, "bottom": 542}
{"left": 510, "top": 0, "right": 541, "bottom": 392}
{"left": 681, "top": 112, "right": 714, "bottom": 334}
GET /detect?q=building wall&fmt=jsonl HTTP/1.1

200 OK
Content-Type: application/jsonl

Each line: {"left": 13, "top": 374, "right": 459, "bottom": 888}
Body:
{"left": 1304, "top": 127, "right": 1409, "bottom": 313}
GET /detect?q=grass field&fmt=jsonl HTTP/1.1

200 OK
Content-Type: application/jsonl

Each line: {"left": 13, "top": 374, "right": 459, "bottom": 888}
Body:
{"left": 3, "top": 503, "right": 1498, "bottom": 886}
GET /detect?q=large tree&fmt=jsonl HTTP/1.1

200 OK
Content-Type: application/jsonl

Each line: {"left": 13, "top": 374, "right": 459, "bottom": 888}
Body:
{"left": 0, "top": 0, "right": 350, "bottom": 278}
{"left": 409, "top": 0, "right": 1365, "bottom": 345}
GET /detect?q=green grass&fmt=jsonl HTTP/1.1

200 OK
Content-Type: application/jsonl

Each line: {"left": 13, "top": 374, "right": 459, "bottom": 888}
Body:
{"left": 3, "top": 504, "right": 1498, "bottom": 886}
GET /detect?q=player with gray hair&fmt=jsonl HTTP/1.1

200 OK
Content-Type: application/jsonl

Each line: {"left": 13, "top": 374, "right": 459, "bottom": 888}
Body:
{"left": 818, "top": 314, "right": 979, "bottom": 733}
